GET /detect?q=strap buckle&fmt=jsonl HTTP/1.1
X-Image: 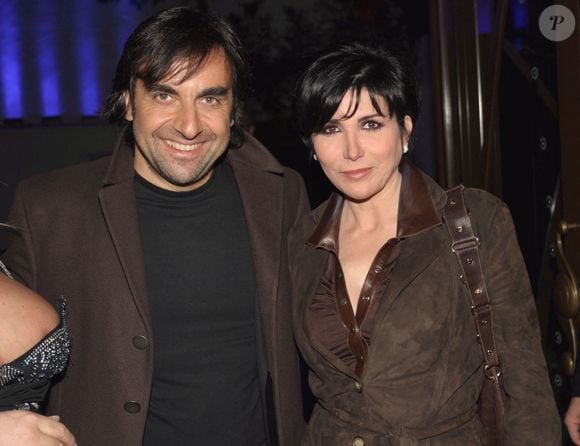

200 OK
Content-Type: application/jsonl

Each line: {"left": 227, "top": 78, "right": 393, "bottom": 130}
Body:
{"left": 451, "top": 236, "right": 480, "bottom": 253}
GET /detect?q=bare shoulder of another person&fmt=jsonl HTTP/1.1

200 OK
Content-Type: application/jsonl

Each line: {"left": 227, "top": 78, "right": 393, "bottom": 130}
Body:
{"left": 0, "top": 274, "right": 59, "bottom": 364}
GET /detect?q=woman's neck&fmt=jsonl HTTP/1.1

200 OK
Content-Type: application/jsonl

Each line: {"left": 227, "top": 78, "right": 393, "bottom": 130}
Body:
{"left": 341, "top": 171, "right": 402, "bottom": 235}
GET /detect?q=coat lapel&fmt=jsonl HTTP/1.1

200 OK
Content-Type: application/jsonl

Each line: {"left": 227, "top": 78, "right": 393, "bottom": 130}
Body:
{"left": 98, "top": 138, "right": 151, "bottom": 325}
{"left": 370, "top": 166, "right": 450, "bottom": 342}
{"left": 227, "top": 135, "right": 284, "bottom": 356}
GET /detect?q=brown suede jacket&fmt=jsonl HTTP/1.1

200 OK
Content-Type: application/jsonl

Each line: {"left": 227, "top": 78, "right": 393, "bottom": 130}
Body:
{"left": 289, "top": 160, "right": 560, "bottom": 445}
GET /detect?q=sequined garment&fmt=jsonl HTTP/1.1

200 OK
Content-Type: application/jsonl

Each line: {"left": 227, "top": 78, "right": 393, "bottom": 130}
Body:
{"left": 0, "top": 260, "right": 71, "bottom": 411}
{"left": 0, "top": 298, "right": 71, "bottom": 387}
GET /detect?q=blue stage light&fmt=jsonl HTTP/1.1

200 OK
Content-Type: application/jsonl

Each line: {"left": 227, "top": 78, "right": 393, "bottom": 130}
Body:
{"left": 37, "top": 1, "right": 61, "bottom": 117}
{"left": 0, "top": 2, "right": 23, "bottom": 119}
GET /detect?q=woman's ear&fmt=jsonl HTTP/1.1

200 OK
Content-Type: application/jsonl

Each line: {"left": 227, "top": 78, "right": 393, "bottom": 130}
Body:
{"left": 403, "top": 115, "right": 413, "bottom": 144}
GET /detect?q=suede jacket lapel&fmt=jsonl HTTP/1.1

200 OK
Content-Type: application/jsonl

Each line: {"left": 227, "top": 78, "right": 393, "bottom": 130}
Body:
{"left": 371, "top": 161, "right": 447, "bottom": 329}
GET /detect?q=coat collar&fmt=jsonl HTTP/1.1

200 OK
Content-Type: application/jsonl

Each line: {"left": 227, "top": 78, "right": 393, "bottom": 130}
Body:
{"left": 102, "top": 129, "right": 135, "bottom": 186}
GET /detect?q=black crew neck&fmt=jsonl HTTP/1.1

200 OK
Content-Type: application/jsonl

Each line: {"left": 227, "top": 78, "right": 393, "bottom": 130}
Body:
{"left": 134, "top": 160, "right": 223, "bottom": 199}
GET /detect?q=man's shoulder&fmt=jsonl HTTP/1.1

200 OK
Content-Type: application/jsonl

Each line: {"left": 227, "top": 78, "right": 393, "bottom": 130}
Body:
{"left": 229, "top": 133, "right": 306, "bottom": 188}
{"left": 290, "top": 196, "right": 326, "bottom": 239}
{"left": 229, "top": 132, "right": 285, "bottom": 173}
{"left": 18, "top": 155, "right": 113, "bottom": 192}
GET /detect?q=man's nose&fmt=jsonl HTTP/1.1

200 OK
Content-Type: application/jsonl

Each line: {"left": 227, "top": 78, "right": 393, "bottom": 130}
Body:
{"left": 175, "top": 104, "right": 202, "bottom": 139}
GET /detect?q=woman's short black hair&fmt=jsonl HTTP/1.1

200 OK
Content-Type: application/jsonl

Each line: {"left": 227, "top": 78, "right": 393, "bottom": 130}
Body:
{"left": 293, "top": 43, "right": 419, "bottom": 148}
{"left": 103, "top": 6, "right": 249, "bottom": 148}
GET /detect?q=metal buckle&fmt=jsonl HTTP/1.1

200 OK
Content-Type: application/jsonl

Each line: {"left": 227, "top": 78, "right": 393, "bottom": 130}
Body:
{"left": 471, "top": 303, "right": 491, "bottom": 316}
{"left": 484, "top": 365, "right": 501, "bottom": 381}
{"left": 451, "top": 236, "right": 480, "bottom": 253}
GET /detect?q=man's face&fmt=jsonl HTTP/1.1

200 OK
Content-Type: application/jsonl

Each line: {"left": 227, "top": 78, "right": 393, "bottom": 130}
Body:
{"left": 124, "top": 49, "right": 234, "bottom": 192}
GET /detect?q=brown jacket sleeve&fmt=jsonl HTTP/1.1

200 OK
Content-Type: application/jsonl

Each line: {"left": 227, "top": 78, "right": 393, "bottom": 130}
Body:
{"left": 472, "top": 192, "right": 561, "bottom": 444}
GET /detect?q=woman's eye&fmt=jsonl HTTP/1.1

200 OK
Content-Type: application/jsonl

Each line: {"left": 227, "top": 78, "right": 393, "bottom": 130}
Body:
{"left": 362, "top": 120, "right": 381, "bottom": 130}
{"left": 321, "top": 125, "right": 339, "bottom": 135}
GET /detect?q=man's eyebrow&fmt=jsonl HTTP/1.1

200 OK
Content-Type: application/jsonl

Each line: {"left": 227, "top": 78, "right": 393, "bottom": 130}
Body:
{"left": 199, "top": 86, "right": 230, "bottom": 97}
{"left": 148, "top": 83, "right": 178, "bottom": 95}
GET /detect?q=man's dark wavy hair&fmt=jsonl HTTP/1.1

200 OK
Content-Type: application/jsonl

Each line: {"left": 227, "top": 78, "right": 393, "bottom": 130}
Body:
{"left": 293, "top": 43, "right": 419, "bottom": 150}
{"left": 102, "top": 6, "right": 250, "bottom": 148}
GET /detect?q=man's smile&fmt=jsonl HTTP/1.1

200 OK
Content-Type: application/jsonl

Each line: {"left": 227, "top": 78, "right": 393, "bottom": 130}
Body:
{"left": 164, "top": 139, "right": 202, "bottom": 152}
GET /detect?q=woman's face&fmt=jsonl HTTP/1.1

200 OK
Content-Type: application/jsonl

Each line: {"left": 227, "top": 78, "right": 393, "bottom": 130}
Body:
{"left": 311, "top": 88, "right": 412, "bottom": 203}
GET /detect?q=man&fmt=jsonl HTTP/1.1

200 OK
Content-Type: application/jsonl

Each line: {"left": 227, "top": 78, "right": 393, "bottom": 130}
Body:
{"left": 2, "top": 7, "right": 308, "bottom": 445}
{"left": 566, "top": 366, "right": 580, "bottom": 444}
{"left": 567, "top": 396, "right": 580, "bottom": 444}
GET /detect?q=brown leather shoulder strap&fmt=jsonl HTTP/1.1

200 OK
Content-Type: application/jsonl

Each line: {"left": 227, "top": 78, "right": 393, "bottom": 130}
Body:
{"left": 443, "top": 185, "right": 501, "bottom": 380}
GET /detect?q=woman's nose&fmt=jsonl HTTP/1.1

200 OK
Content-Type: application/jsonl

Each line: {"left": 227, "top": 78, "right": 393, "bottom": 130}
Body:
{"left": 343, "top": 133, "right": 364, "bottom": 161}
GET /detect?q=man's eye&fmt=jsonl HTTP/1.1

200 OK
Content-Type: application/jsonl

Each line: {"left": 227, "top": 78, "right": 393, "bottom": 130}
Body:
{"left": 154, "top": 93, "right": 172, "bottom": 102}
{"left": 202, "top": 96, "right": 218, "bottom": 105}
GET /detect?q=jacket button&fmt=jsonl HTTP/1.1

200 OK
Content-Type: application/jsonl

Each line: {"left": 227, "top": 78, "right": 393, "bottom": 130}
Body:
{"left": 124, "top": 401, "right": 141, "bottom": 413}
{"left": 132, "top": 335, "right": 149, "bottom": 350}
{"left": 354, "top": 381, "right": 363, "bottom": 393}
{"left": 352, "top": 436, "right": 365, "bottom": 446}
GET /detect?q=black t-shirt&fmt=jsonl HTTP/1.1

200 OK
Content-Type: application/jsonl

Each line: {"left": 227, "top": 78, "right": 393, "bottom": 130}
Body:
{"left": 136, "top": 160, "right": 266, "bottom": 445}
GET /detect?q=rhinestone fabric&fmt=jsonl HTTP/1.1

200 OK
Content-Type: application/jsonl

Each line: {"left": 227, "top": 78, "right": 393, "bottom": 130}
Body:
{"left": 0, "top": 262, "right": 71, "bottom": 388}
{"left": 0, "top": 297, "right": 71, "bottom": 387}
{"left": 0, "top": 259, "right": 13, "bottom": 279}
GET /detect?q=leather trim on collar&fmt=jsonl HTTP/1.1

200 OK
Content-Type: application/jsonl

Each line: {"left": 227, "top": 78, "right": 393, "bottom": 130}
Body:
{"left": 396, "top": 159, "right": 441, "bottom": 238}
{"left": 306, "top": 193, "right": 342, "bottom": 252}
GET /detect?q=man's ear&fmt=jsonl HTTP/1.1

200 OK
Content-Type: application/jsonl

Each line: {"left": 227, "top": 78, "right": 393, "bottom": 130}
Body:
{"left": 123, "top": 91, "right": 133, "bottom": 122}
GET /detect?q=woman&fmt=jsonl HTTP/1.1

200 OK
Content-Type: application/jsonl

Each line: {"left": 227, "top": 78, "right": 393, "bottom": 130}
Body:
{"left": 0, "top": 226, "right": 75, "bottom": 445}
{"left": 289, "top": 43, "right": 560, "bottom": 445}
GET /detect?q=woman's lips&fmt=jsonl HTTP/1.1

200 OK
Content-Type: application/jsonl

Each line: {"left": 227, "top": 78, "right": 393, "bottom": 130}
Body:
{"left": 341, "top": 167, "right": 371, "bottom": 179}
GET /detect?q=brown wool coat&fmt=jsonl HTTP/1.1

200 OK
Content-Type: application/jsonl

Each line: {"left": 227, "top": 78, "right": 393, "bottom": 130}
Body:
{"left": 288, "top": 163, "right": 560, "bottom": 445}
{"left": 2, "top": 133, "right": 309, "bottom": 446}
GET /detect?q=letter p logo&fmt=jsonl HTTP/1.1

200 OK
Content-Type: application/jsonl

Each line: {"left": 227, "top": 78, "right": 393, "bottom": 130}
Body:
{"left": 539, "top": 5, "right": 576, "bottom": 42}
{"left": 550, "top": 15, "right": 565, "bottom": 31}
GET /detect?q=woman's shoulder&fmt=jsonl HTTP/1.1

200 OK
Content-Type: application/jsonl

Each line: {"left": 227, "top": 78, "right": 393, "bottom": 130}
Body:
{"left": 461, "top": 187, "right": 513, "bottom": 235}
{"left": 462, "top": 187, "right": 504, "bottom": 209}
{"left": 0, "top": 274, "right": 59, "bottom": 364}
